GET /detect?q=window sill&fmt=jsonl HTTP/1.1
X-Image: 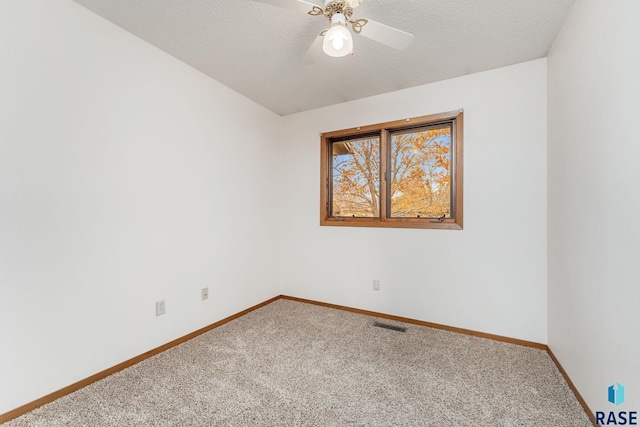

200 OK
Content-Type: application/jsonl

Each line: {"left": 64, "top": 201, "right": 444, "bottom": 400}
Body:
{"left": 320, "top": 217, "right": 463, "bottom": 230}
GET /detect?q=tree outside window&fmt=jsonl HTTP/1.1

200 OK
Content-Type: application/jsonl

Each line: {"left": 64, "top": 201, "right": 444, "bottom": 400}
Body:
{"left": 321, "top": 110, "right": 463, "bottom": 230}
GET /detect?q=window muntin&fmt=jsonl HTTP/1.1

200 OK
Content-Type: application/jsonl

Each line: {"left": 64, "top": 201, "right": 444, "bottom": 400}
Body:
{"left": 320, "top": 110, "right": 463, "bottom": 230}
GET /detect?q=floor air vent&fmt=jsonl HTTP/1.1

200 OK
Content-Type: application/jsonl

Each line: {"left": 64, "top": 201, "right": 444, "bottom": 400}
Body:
{"left": 373, "top": 321, "right": 407, "bottom": 333}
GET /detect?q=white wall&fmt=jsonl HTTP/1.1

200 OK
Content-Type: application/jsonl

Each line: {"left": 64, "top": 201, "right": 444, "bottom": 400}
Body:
{"left": 0, "top": 0, "right": 281, "bottom": 414}
{"left": 547, "top": 0, "right": 640, "bottom": 413}
{"left": 280, "top": 60, "right": 548, "bottom": 344}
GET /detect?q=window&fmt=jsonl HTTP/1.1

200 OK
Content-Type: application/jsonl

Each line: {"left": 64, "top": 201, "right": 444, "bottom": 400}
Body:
{"left": 320, "top": 110, "right": 463, "bottom": 229}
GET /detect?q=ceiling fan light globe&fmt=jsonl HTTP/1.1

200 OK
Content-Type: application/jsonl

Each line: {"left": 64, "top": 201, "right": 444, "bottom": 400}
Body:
{"left": 323, "top": 24, "right": 353, "bottom": 57}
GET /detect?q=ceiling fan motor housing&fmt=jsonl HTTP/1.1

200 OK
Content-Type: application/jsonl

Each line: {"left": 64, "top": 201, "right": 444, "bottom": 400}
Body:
{"left": 324, "top": 1, "right": 354, "bottom": 21}
{"left": 311, "top": 0, "right": 368, "bottom": 34}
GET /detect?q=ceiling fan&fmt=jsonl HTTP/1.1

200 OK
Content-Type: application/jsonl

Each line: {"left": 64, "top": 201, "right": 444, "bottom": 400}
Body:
{"left": 252, "top": 0, "right": 414, "bottom": 63}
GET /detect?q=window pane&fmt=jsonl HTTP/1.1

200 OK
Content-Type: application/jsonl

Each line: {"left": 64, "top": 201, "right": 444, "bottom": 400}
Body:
{"left": 389, "top": 125, "right": 452, "bottom": 218}
{"left": 331, "top": 136, "right": 380, "bottom": 217}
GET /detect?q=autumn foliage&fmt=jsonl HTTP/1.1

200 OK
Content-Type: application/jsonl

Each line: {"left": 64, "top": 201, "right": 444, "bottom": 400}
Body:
{"left": 331, "top": 126, "right": 452, "bottom": 218}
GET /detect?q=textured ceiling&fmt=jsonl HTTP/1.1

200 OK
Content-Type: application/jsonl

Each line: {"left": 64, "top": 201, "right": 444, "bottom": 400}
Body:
{"left": 72, "top": 0, "right": 576, "bottom": 116}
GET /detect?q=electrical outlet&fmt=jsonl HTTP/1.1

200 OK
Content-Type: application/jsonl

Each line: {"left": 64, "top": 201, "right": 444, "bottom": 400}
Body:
{"left": 156, "top": 300, "right": 166, "bottom": 316}
{"left": 373, "top": 280, "right": 380, "bottom": 291}
{"left": 201, "top": 287, "right": 209, "bottom": 301}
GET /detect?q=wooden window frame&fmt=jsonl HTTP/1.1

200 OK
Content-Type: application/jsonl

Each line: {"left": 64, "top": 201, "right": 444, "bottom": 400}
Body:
{"left": 320, "top": 110, "right": 463, "bottom": 230}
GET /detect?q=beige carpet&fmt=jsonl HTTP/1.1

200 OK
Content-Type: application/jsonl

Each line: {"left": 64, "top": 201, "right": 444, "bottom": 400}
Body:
{"left": 3, "top": 299, "right": 591, "bottom": 426}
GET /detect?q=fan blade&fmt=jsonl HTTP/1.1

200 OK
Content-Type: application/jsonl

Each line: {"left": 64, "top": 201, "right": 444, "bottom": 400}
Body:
{"left": 252, "top": 0, "right": 318, "bottom": 14}
{"left": 359, "top": 19, "right": 414, "bottom": 50}
{"left": 301, "top": 34, "right": 324, "bottom": 65}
